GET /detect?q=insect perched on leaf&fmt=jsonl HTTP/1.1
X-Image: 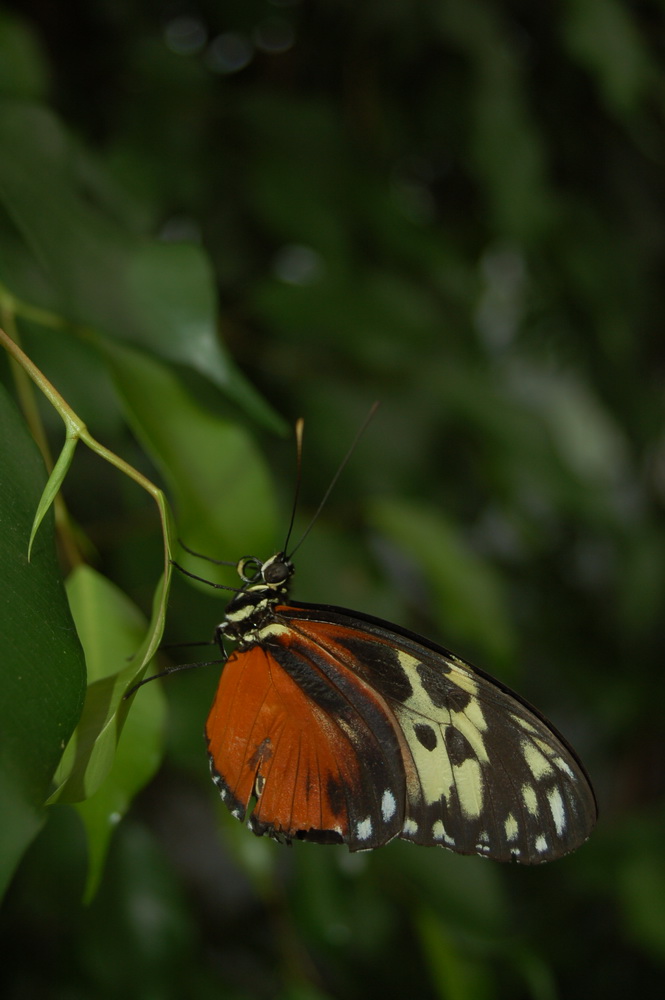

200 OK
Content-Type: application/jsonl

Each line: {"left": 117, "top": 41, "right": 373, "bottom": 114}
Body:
{"left": 138, "top": 412, "right": 597, "bottom": 863}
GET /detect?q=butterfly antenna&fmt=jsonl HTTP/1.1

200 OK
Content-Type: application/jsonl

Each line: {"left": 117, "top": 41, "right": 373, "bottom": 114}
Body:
{"left": 287, "top": 401, "right": 379, "bottom": 558}
{"left": 282, "top": 417, "right": 305, "bottom": 555}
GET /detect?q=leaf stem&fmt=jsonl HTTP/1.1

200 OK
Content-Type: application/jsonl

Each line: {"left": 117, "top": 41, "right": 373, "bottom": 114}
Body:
{"left": 0, "top": 324, "right": 174, "bottom": 669}
{"left": 0, "top": 312, "right": 83, "bottom": 567}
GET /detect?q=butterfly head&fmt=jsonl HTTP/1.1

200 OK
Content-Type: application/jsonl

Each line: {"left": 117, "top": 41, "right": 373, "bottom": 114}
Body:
{"left": 237, "top": 552, "right": 294, "bottom": 592}
{"left": 220, "top": 553, "right": 294, "bottom": 646}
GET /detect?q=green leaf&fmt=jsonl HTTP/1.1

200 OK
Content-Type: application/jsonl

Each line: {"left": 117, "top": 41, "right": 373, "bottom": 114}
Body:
{"left": 65, "top": 566, "right": 167, "bottom": 901}
{"left": 124, "top": 240, "right": 282, "bottom": 429}
{"left": 50, "top": 566, "right": 166, "bottom": 804}
{"left": 0, "top": 382, "right": 85, "bottom": 897}
{"left": 105, "top": 340, "right": 278, "bottom": 573}
{"left": 367, "top": 497, "right": 516, "bottom": 671}
{"left": 28, "top": 432, "right": 77, "bottom": 558}
{"left": 0, "top": 99, "right": 283, "bottom": 431}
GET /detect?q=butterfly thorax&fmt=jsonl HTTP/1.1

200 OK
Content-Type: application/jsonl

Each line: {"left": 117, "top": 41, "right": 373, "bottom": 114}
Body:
{"left": 219, "top": 552, "right": 294, "bottom": 649}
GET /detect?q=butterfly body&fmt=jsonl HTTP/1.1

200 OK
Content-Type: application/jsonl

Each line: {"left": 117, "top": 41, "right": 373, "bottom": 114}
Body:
{"left": 206, "top": 553, "right": 597, "bottom": 862}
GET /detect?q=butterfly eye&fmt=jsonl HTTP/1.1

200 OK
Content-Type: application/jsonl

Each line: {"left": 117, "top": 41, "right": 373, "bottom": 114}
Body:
{"left": 263, "top": 559, "right": 291, "bottom": 585}
{"left": 237, "top": 557, "right": 262, "bottom": 583}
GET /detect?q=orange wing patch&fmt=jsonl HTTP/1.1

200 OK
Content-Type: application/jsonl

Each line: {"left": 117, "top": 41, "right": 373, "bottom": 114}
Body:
{"left": 206, "top": 645, "right": 364, "bottom": 844}
{"left": 206, "top": 632, "right": 410, "bottom": 849}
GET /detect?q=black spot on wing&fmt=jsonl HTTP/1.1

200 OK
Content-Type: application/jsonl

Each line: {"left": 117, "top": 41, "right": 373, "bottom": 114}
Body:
{"left": 294, "top": 828, "right": 344, "bottom": 845}
{"left": 445, "top": 726, "right": 475, "bottom": 766}
{"left": 414, "top": 722, "right": 438, "bottom": 751}
{"left": 416, "top": 663, "right": 472, "bottom": 712}
{"left": 336, "top": 634, "right": 413, "bottom": 702}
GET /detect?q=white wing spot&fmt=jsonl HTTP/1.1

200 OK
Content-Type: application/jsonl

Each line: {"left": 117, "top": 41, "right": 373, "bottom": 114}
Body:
{"left": 511, "top": 713, "right": 539, "bottom": 735}
{"left": 402, "top": 817, "right": 418, "bottom": 835}
{"left": 535, "top": 834, "right": 549, "bottom": 853}
{"left": 554, "top": 757, "right": 575, "bottom": 779}
{"left": 356, "top": 817, "right": 373, "bottom": 841}
{"left": 547, "top": 787, "right": 567, "bottom": 836}
{"left": 381, "top": 789, "right": 397, "bottom": 822}
{"left": 397, "top": 649, "right": 421, "bottom": 672}
{"left": 448, "top": 660, "right": 479, "bottom": 697}
{"left": 453, "top": 757, "right": 483, "bottom": 819}
{"left": 504, "top": 813, "right": 519, "bottom": 842}
{"left": 402, "top": 720, "right": 454, "bottom": 806}
{"left": 522, "top": 784, "right": 539, "bottom": 816}
{"left": 462, "top": 697, "right": 488, "bottom": 733}
{"left": 432, "top": 819, "right": 455, "bottom": 846}
{"left": 522, "top": 740, "right": 554, "bottom": 780}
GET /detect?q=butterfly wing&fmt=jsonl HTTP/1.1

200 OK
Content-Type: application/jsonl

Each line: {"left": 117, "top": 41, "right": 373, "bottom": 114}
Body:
{"left": 207, "top": 602, "right": 597, "bottom": 862}
{"left": 280, "top": 603, "right": 597, "bottom": 862}
{"left": 206, "top": 638, "right": 407, "bottom": 849}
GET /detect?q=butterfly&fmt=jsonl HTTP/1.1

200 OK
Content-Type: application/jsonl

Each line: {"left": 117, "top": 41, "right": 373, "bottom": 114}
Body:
{"left": 203, "top": 547, "right": 597, "bottom": 863}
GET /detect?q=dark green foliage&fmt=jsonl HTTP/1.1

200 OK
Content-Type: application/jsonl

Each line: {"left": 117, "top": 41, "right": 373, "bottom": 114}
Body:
{"left": 0, "top": 2, "right": 664, "bottom": 997}
{"left": 0, "top": 386, "right": 86, "bottom": 895}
